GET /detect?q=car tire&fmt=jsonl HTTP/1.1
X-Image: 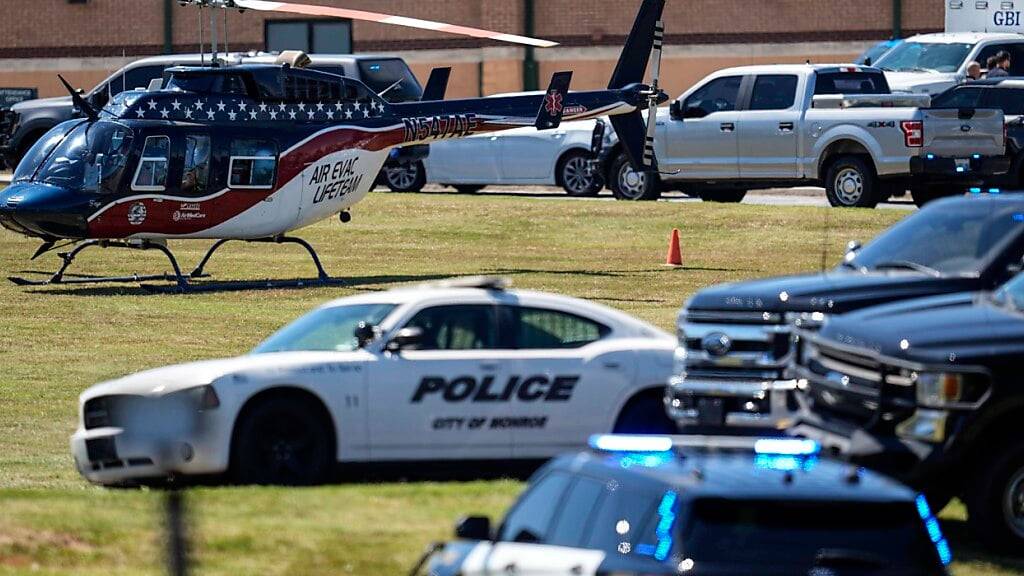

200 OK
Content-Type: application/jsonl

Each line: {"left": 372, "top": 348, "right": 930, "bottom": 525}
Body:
{"left": 824, "top": 155, "right": 879, "bottom": 208}
{"left": 230, "top": 394, "right": 335, "bottom": 486}
{"left": 453, "top": 185, "right": 485, "bottom": 194}
{"left": 383, "top": 161, "right": 426, "bottom": 193}
{"left": 910, "top": 184, "right": 953, "bottom": 207}
{"left": 610, "top": 152, "right": 661, "bottom": 201}
{"left": 613, "top": 392, "right": 676, "bottom": 435}
{"left": 698, "top": 189, "right": 747, "bottom": 203}
{"left": 557, "top": 150, "right": 600, "bottom": 197}
{"left": 965, "top": 442, "right": 1024, "bottom": 554}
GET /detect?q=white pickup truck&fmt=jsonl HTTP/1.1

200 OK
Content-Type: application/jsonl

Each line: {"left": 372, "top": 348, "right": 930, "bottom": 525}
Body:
{"left": 595, "top": 64, "right": 1009, "bottom": 207}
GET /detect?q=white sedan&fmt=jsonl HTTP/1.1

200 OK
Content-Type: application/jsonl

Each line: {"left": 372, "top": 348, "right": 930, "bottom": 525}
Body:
{"left": 380, "top": 120, "right": 603, "bottom": 196}
{"left": 70, "top": 278, "right": 676, "bottom": 486}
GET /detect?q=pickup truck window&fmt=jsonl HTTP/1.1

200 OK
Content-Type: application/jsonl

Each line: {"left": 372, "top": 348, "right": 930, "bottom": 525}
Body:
{"left": 849, "top": 201, "right": 1024, "bottom": 276}
{"left": 875, "top": 41, "right": 972, "bottom": 73}
{"left": 974, "top": 43, "right": 1024, "bottom": 76}
{"left": 931, "top": 86, "right": 983, "bottom": 109}
{"left": 982, "top": 88, "right": 1024, "bottom": 116}
{"left": 684, "top": 76, "right": 742, "bottom": 118}
{"left": 814, "top": 72, "right": 889, "bottom": 95}
{"left": 749, "top": 75, "right": 798, "bottom": 110}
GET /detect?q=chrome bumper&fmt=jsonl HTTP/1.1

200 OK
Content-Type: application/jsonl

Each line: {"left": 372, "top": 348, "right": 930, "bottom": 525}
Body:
{"left": 666, "top": 375, "right": 797, "bottom": 430}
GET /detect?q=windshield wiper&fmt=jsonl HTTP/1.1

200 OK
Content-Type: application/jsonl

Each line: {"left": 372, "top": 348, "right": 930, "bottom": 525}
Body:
{"left": 872, "top": 260, "right": 942, "bottom": 277}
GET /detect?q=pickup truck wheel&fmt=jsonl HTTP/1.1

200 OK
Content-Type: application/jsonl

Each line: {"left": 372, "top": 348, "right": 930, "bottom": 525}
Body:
{"left": 231, "top": 395, "right": 334, "bottom": 486}
{"left": 610, "top": 152, "right": 661, "bottom": 201}
{"left": 910, "top": 184, "right": 952, "bottom": 207}
{"left": 825, "top": 156, "right": 879, "bottom": 208}
{"left": 966, "top": 442, "right": 1024, "bottom": 554}
{"left": 382, "top": 161, "right": 426, "bottom": 193}
{"left": 557, "top": 150, "right": 600, "bottom": 197}
{"left": 698, "top": 189, "right": 747, "bottom": 203}
{"left": 613, "top": 393, "right": 676, "bottom": 434}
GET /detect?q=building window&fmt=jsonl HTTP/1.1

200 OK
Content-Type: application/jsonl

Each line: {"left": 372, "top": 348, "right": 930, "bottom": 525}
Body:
{"left": 266, "top": 20, "right": 352, "bottom": 54}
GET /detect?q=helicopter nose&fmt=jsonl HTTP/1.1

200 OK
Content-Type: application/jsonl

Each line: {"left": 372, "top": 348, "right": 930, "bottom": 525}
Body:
{"left": 0, "top": 184, "right": 89, "bottom": 239}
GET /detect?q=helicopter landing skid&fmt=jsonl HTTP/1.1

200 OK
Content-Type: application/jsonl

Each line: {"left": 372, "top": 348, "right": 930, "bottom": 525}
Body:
{"left": 140, "top": 235, "right": 344, "bottom": 294}
{"left": 8, "top": 239, "right": 189, "bottom": 290}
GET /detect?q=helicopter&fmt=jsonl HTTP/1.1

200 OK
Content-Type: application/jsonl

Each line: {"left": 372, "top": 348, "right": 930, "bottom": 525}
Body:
{"left": 0, "top": 0, "right": 667, "bottom": 292}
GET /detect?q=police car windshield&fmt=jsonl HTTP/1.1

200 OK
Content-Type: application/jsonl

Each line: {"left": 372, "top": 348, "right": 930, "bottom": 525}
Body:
{"left": 683, "top": 499, "right": 941, "bottom": 573}
{"left": 875, "top": 42, "right": 973, "bottom": 73}
{"left": 32, "top": 120, "right": 134, "bottom": 194}
{"left": 848, "top": 200, "right": 1024, "bottom": 276}
{"left": 252, "top": 304, "right": 397, "bottom": 353}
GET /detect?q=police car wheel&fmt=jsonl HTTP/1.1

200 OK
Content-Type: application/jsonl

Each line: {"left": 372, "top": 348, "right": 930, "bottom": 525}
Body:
{"left": 966, "top": 442, "right": 1024, "bottom": 553}
{"left": 825, "top": 155, "right": 879, "bottom": 208}
{"left": 612, "top": 392, "right": 676, "bottom": 435}
{"left": 230, "top": 395, "right": 334, "bottom": 486}
{"left": 610, "top": 153, "right": 661, "bottom": 201}
{"left": 384, "top": 161, "right": 426, "bottom": 193}
{"left": 557, "top": 150, "right": 600, "bottom": 197}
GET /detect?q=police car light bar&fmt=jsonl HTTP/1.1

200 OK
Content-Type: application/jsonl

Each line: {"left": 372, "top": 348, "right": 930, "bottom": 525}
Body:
{"left": 589, "top": 434, "right": 674, "bottom": 453}
{"left": 753, "top": 438, "right": 821, "bottom": 456}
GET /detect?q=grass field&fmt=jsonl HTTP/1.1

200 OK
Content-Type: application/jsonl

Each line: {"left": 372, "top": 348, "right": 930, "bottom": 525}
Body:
{"left": 1, "top": 191, "right": 1022, "bottom": 575}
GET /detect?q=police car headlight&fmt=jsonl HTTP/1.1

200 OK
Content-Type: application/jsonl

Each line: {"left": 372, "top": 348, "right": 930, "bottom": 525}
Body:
{"left": 913, "top": 371, "right": 989, "bottom": 409}
{"left": 673, "top": 346, "right": 688, "bottom": 376}
{"left": 784, "top": 311, "right": 828, "bottom": 329}
{"left": 170, "top": 385, "right": 221, "bottom": 411}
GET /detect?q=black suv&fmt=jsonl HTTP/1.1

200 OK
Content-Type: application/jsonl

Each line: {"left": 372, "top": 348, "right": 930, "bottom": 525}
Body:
{"left": 667, "top": 195, "right": 1024, "bottom": 436}
{"left": 421, "top": 436, "right": 951, "bottom": 576}
{"left": 793, "top": 266, "right": 1024, "bottom": 553}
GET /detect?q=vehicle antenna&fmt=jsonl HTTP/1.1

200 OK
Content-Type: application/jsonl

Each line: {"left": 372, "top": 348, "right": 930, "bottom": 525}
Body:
{"left": 223, "top": 7, "right": 229, "bottom": 56}
{"left": 198, "top": 3, "right": 205, "bottom": 66}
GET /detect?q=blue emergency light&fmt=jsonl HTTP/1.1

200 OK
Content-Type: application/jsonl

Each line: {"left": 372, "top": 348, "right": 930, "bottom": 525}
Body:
{"left": 753, "top": 438, "right": 820, "bottom": 456}
{"left": 916, "top": 494, "right": 953, "bottom": 566}
{"left": 589, "top": 434, "right": 674, "bottom": 453}
{"left": 970, "top": 187, "right": 982, "bottom": 194}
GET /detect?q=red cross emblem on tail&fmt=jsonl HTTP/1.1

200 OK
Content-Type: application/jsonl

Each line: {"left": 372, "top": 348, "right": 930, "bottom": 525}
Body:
{"left": 544, "top": 90, "right": 564, "bottom": 115}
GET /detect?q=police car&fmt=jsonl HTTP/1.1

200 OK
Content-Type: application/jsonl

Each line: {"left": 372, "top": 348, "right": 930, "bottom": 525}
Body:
{"left": 70, "top": 278, "right": 677, "bottom": 486}
{"left": 421, "top": 436, "right": 953, "bottom": 576}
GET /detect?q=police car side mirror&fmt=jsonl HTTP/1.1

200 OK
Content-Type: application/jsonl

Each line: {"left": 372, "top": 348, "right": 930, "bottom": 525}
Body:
{"left": 386, "top": 327, "right": 424, "bottom": 353}
{"left": 454, "top": 515, "right": 491, "bottom": 541}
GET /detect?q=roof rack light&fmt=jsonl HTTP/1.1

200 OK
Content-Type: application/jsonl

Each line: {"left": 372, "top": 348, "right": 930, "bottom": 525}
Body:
{"left": 753, "top": 438, "right": 820, "bottom": 456}
{"left": 589, "top": 434, "right": 674, "bottom": 453}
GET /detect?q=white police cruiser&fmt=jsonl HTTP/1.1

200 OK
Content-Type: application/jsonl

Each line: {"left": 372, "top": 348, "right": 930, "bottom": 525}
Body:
{"left": 419, "top": 435, "right": 952, "bottom": 576}
{"left": 70, "top": 278, "right": 676, "bottom": 486}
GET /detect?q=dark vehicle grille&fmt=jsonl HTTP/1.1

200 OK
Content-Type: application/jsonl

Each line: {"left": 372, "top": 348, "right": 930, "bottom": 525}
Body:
{"left": 681, "top": 310, "right": 792, "bottom": 377}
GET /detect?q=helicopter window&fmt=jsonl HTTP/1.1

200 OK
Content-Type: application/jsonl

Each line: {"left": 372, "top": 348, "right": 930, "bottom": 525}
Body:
{"left": 181, "top": 135, "right": 211, "bottom": 196}
{"left": 32, "top": 121, "right": 135, "bottom": 194}
{"left": 132, "top": 135, "right": 170, "bottom": 192}
{"left": 229, "top": 139, "right": 277, "bottom": 189}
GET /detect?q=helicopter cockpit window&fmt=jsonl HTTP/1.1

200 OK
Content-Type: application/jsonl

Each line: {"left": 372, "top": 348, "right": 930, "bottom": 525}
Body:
{"left": 229, "top": 139, "right": 277, "bottom": 190}
{"left": 181, "top": 135, "right": 211, "bottom": 196}
{"left": 132, "top": 135, "right": 170, "bottom": 192}
{"left": 33, "top": 121, "right": 135, "bottom": 194}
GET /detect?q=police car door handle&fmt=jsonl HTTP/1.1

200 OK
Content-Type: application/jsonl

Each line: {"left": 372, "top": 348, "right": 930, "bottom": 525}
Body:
{"left": 479, "top": 363, "right": 500, "bottom": 372}
{"left": 778, "top": 122, "right": 795, "bottom": 132}
{"left": 602, "top": 361, "right": 622, "bottom": 370}
{"left": 720, "top": 122, "right": 735, "bottom": 132}
{"left": 504, "top": 563, "right": 517, "bottom": 574}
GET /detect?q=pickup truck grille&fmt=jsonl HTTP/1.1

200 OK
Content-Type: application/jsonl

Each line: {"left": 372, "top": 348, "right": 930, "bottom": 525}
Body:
{"left": 680, "top": 310, "right": 792, "bottom": 378}
{"left": 800, "top": 340, "right": 915, "bottom": 428}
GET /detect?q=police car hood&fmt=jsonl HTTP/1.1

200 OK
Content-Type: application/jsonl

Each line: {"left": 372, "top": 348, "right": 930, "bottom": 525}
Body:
{"left": 817, "top": 291, "right": 1024, "bottom": 363}
{"left": 81, "top": 351, "right": 368, "bottom": 400}
{"left": 11, "top": 96, "right": 73, "bottom": 113}
{"left": 883, "top": 71, "right": 957, "bottom": 94}
{"left": 686, "top": 269, "right": 976, "bottom": 314}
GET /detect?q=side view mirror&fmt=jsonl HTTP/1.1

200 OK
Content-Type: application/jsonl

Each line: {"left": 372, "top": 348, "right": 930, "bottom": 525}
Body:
{"left": 669, "top": 99, "right": 684, "bottom": 120}
{"left": 846, "top": 240, "right": 863, "bottom": 255}
{"left": 864, "top": 57, "right": 872, "bottom": 67}
{"left": 386, "top": 326, "right": 424, "bottom": 353}
{"left": 353, "top": 322, "right": 378, "bottom": 349}
{"left": 454, "top": 515, "right": 492, "bottom": 541}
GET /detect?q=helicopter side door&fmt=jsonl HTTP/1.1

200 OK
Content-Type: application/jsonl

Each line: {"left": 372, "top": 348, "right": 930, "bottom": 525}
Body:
{"left": 215, "top": 136, "right": 301, "bottom": 239}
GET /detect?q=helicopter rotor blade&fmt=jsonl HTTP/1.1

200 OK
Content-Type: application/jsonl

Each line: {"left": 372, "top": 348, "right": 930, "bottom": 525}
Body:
{"left": 233, "top": 0, "right": 559, "bottom": 48}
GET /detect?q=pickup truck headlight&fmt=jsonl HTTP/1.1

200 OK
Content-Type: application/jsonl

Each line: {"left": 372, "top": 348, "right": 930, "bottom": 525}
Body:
{"left": 914, "top": 371, "right": 989, "bottom": 409}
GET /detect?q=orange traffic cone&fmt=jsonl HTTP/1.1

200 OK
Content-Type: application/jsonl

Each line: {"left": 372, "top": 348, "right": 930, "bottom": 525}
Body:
{"left": 666, "top": 228, "right": 683, "bottom": 267}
